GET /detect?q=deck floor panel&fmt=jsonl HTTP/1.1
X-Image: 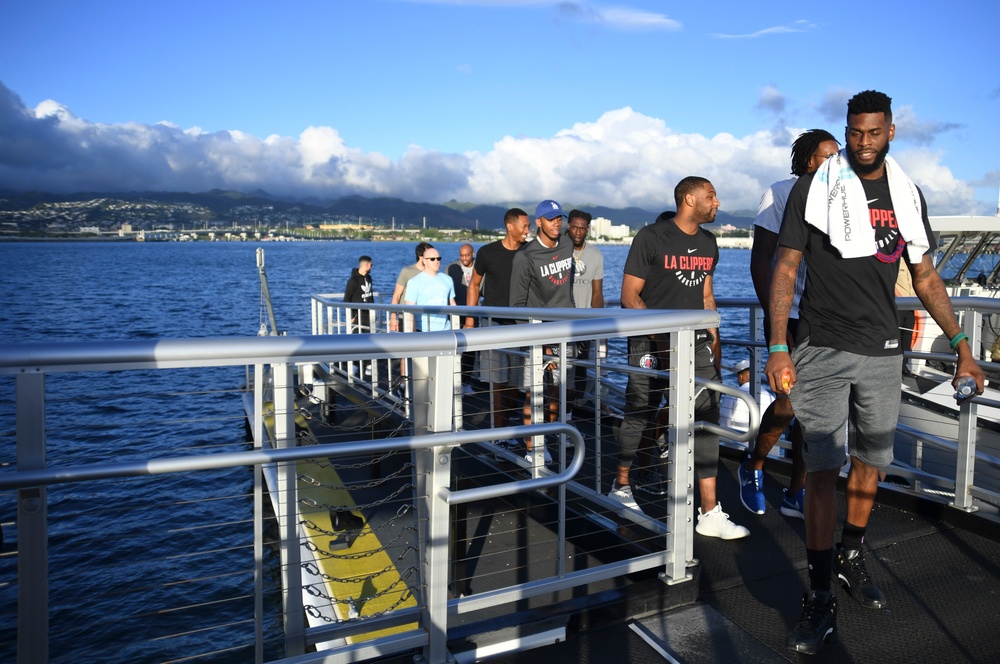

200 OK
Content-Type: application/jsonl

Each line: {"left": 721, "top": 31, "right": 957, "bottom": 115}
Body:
{"left": 322, "top": 379, "right": 1000, "bottom": 663}
{"left": 692, "top": 456, "right": 1000, "bottom": 664}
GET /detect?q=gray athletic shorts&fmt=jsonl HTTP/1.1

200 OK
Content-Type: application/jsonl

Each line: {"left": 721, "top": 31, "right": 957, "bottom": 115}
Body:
{"left": 520, "top": 344, "right": 575, "bottom": 390}
{"left": 788, "top": 339, "right": 902, "bottom": 472}
{"left": 478, "top": 319, "right": 522, "bottom": 385}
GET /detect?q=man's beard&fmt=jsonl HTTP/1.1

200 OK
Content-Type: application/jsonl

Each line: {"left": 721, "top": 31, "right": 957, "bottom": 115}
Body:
{"left": 848, "top": 141, "right": 890, "bottom": 175}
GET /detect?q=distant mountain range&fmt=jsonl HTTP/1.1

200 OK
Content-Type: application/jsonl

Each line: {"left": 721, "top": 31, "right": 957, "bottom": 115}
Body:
{"left": 0, "top": 188, "right": 755, "bottom": 232}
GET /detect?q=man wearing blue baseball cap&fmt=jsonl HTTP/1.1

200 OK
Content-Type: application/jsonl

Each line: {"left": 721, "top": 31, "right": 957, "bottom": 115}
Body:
{"left": 509, "top": 199, "right": 576, "bottom": 465}
{"left": 513, "top": 200, "right": 574, "bottom": 311}
{"left": 533, "top": 199, "right": 563, "bottom": 222}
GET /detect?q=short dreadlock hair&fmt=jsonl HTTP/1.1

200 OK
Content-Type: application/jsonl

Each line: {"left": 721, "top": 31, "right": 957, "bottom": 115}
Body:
{"left": 790, "top": 129, "right": 839, "bottom": 177}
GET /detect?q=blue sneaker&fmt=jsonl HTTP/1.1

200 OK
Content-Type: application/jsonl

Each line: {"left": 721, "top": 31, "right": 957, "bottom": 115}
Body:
{"left": 738, "top": 458, "right": 766, "bottom": 514}
{"left": 780, "top": 487, "right": 805, "bottom": 519}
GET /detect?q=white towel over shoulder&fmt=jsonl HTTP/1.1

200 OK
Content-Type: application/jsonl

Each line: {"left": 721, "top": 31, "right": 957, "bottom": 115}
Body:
{"left": 804, "top": 150, "right": 928, "bottom": 262}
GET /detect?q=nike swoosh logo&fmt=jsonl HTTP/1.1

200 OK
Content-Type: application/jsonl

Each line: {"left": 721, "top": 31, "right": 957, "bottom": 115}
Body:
{"left": 867, "top": 198, "right": 879, "bottom": 204}
{"left": 687, "top": 248, "right": 697, "bottom": 254}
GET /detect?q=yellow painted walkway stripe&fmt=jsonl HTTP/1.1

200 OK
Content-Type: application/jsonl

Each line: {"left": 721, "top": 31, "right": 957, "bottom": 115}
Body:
{"left": 262, "top": 402, "right": 419, "bottom": 643}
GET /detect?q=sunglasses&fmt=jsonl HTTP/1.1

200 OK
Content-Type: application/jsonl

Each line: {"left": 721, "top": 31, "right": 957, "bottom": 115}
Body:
{"left": 424, "top": 257, "right": 442, "bottom": 262}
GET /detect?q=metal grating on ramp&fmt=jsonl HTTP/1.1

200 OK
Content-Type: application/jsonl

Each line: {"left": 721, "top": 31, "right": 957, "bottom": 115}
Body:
{"left": 631, "top": 604, "right": 786, "bottom": 663}
{"left": 693, "top": 454, "right": 1000, "bottom": 663}
{"left": 476, "top": 454, "right": 1000, "bottom": 664}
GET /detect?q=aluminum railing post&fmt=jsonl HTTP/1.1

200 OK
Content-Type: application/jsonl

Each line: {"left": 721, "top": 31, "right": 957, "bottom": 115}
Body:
{"left": 17, "top": 372, "right": 48, "bottom": 664}
{"left": 253, "top": 365, "right": 265, "bottom": 664}
{"left": 557, "top": 340, "right": 567, "bottom": 579}
{"left": 452, "top": 315, "right": 464, "bottom": 431}
{"left": 528, "top": 339, "right": 545, "bottom": 477}
{"left": 414, "top": 353, "right": 457, "bottom": 664}
{"left": 663, "top": 329, "right": 696, "bottom": 584}
{"left": 953, "top": 309, "right": 982, "bottom": 512}
{"left": 594, "top": 346, "right": 604, "bottom": 495}
{"left": 274, "top": 363, "right": 305, "bottom": 656}
{"left": 751, "top": 303, "right": 765, "bottom": 405}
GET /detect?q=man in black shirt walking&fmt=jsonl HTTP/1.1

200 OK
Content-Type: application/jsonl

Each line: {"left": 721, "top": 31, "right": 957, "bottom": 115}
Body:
{"left": 768, "top": 90, "right": 984, "bottom": 655}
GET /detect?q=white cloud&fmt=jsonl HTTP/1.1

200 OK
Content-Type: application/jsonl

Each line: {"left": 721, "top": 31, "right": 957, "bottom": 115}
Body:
{"left": 712, "top": 23, "right": 812, "bottom": 39}
{"left": 0, "top": 81, "right": 984, "bottom": 214}
{"left": 577, "top": 6, "right": 682, "bottom": 31}
{"left": 398, "top": 0, "right": 681, "bottom": 31}
{"left": 757, "top": 85, "right": 786, "bottom": 115}
{"left": 891, "top": 105, "right": 962, "bottom": 146}
{"left": 893, "top": 149, "right": 980, "bottom": 215}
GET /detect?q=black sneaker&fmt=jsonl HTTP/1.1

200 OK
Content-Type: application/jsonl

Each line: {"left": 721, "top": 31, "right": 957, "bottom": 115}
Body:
{"left": 786, "top": 590, "right": 837, "bottom": 655}
{"left": 835, "top": 546, "right": 886, "bottom": 609}
{"left": 634, "top": 469, "right": 668, "bottom": 496}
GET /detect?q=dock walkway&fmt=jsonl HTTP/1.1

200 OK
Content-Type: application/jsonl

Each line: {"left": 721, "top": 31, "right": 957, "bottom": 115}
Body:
{"left": 342, "top": 381, "right": 1000, "bottom": 663}
{"left": 470, "top": 452, "right": 1000, "bottom": 663}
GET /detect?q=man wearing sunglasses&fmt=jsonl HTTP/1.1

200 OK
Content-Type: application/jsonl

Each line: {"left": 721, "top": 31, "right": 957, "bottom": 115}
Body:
{"left": 404, "top": 247, "right": 456, "bottom": 332}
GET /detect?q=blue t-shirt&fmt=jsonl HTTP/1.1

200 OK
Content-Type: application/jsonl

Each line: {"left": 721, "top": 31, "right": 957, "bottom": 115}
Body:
{"left": 404, "top": 271, "right": 456, "bottom": 331}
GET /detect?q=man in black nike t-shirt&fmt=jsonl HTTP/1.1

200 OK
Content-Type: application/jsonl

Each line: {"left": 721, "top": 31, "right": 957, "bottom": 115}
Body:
{"left": 769, "top": 90, "right": 985, "bottom": 655}
{"left": 612, "top": 177, "right": 749, "bottom": 541}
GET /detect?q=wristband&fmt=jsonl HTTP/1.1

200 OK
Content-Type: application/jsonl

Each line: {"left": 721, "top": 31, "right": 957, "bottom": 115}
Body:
{"left": 949, "top": 332, "right": 969, "bottom": 350}
{"left": 768, "top": 344, "right": 790, "bottom": 353}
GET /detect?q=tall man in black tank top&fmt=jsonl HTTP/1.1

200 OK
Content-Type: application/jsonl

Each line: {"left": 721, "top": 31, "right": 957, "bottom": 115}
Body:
{"left": 768, "top": 90, "right": 985, "bottom": 655}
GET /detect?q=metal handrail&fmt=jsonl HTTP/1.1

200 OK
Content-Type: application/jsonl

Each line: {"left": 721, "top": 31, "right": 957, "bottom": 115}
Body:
{"left": 0, "top": 309, "right": 719, "bottom": 374}
{"left": 0, "top": 424, "right": 584, "bottom": 493}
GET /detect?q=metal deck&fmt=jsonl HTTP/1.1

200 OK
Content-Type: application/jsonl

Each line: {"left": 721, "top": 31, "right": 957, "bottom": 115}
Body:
{"left": 325, "top": 378, "right": 1000, "bottom": 664}
{"left": 438, "top": 453, "right": 1000, "bottom": 664}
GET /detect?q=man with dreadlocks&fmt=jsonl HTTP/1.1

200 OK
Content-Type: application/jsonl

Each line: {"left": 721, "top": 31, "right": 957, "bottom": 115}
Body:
{"left": 766, "top": 90, "right": 984, "bottom": 654}
{"left": 739, "top": 129, "right": 840, "bottom": 520}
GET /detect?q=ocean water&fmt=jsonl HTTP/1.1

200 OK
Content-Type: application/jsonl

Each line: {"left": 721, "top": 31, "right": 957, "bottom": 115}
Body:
{"left": 0, "top": 239, "right": 754, "bottom": 662}
{"left": 0, "top": 239, "right": 755, "bottom": 342}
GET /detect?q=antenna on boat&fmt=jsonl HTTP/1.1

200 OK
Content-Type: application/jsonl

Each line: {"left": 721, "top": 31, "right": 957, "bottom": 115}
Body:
{"left": 256, "top": 248, "right": 281, "bottom": 336}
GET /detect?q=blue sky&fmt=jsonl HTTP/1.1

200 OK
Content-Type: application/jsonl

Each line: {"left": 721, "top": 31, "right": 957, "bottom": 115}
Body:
{"left": 1, "top": 0, "right": 998, "bottom": 215}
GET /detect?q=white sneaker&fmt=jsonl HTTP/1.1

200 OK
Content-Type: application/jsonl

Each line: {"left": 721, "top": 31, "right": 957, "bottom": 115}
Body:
{"left": 696, "top": 502, "right": 749, "bottom": 539}
{"left": 525, "top": 447, "right": 552, "bottom": 465}
{"left": 608, "top": 485, "right": 644, "bottom": 513}
{"left": 655, "top": 434, "right": 669, "bottom": 459}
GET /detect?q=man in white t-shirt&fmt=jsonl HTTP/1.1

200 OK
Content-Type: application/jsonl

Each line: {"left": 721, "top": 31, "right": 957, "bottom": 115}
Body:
{"left": 720, "top": 359, "right": 775, "bottom": 432}
{"left": 741, "top": 129, "right": 840, "bottom": 520}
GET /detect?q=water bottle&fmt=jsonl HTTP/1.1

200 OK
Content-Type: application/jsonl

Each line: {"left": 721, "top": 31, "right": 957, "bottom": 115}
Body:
{"left": 955, "top": 376, "right": 977, "bottom": 402}
{"left": 780, "top": 369, "right": 793, "bottom": 392}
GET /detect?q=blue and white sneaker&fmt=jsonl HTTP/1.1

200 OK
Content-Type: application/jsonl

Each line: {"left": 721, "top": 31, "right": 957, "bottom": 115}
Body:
{"left": 780, "top": 487, "right": 805, "bottom": 519}
{"left": 493, "top": 438, "right": 520, "bottom": 460}
{"left": 738, "top": 458, "right": 766, "bottom": 515}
